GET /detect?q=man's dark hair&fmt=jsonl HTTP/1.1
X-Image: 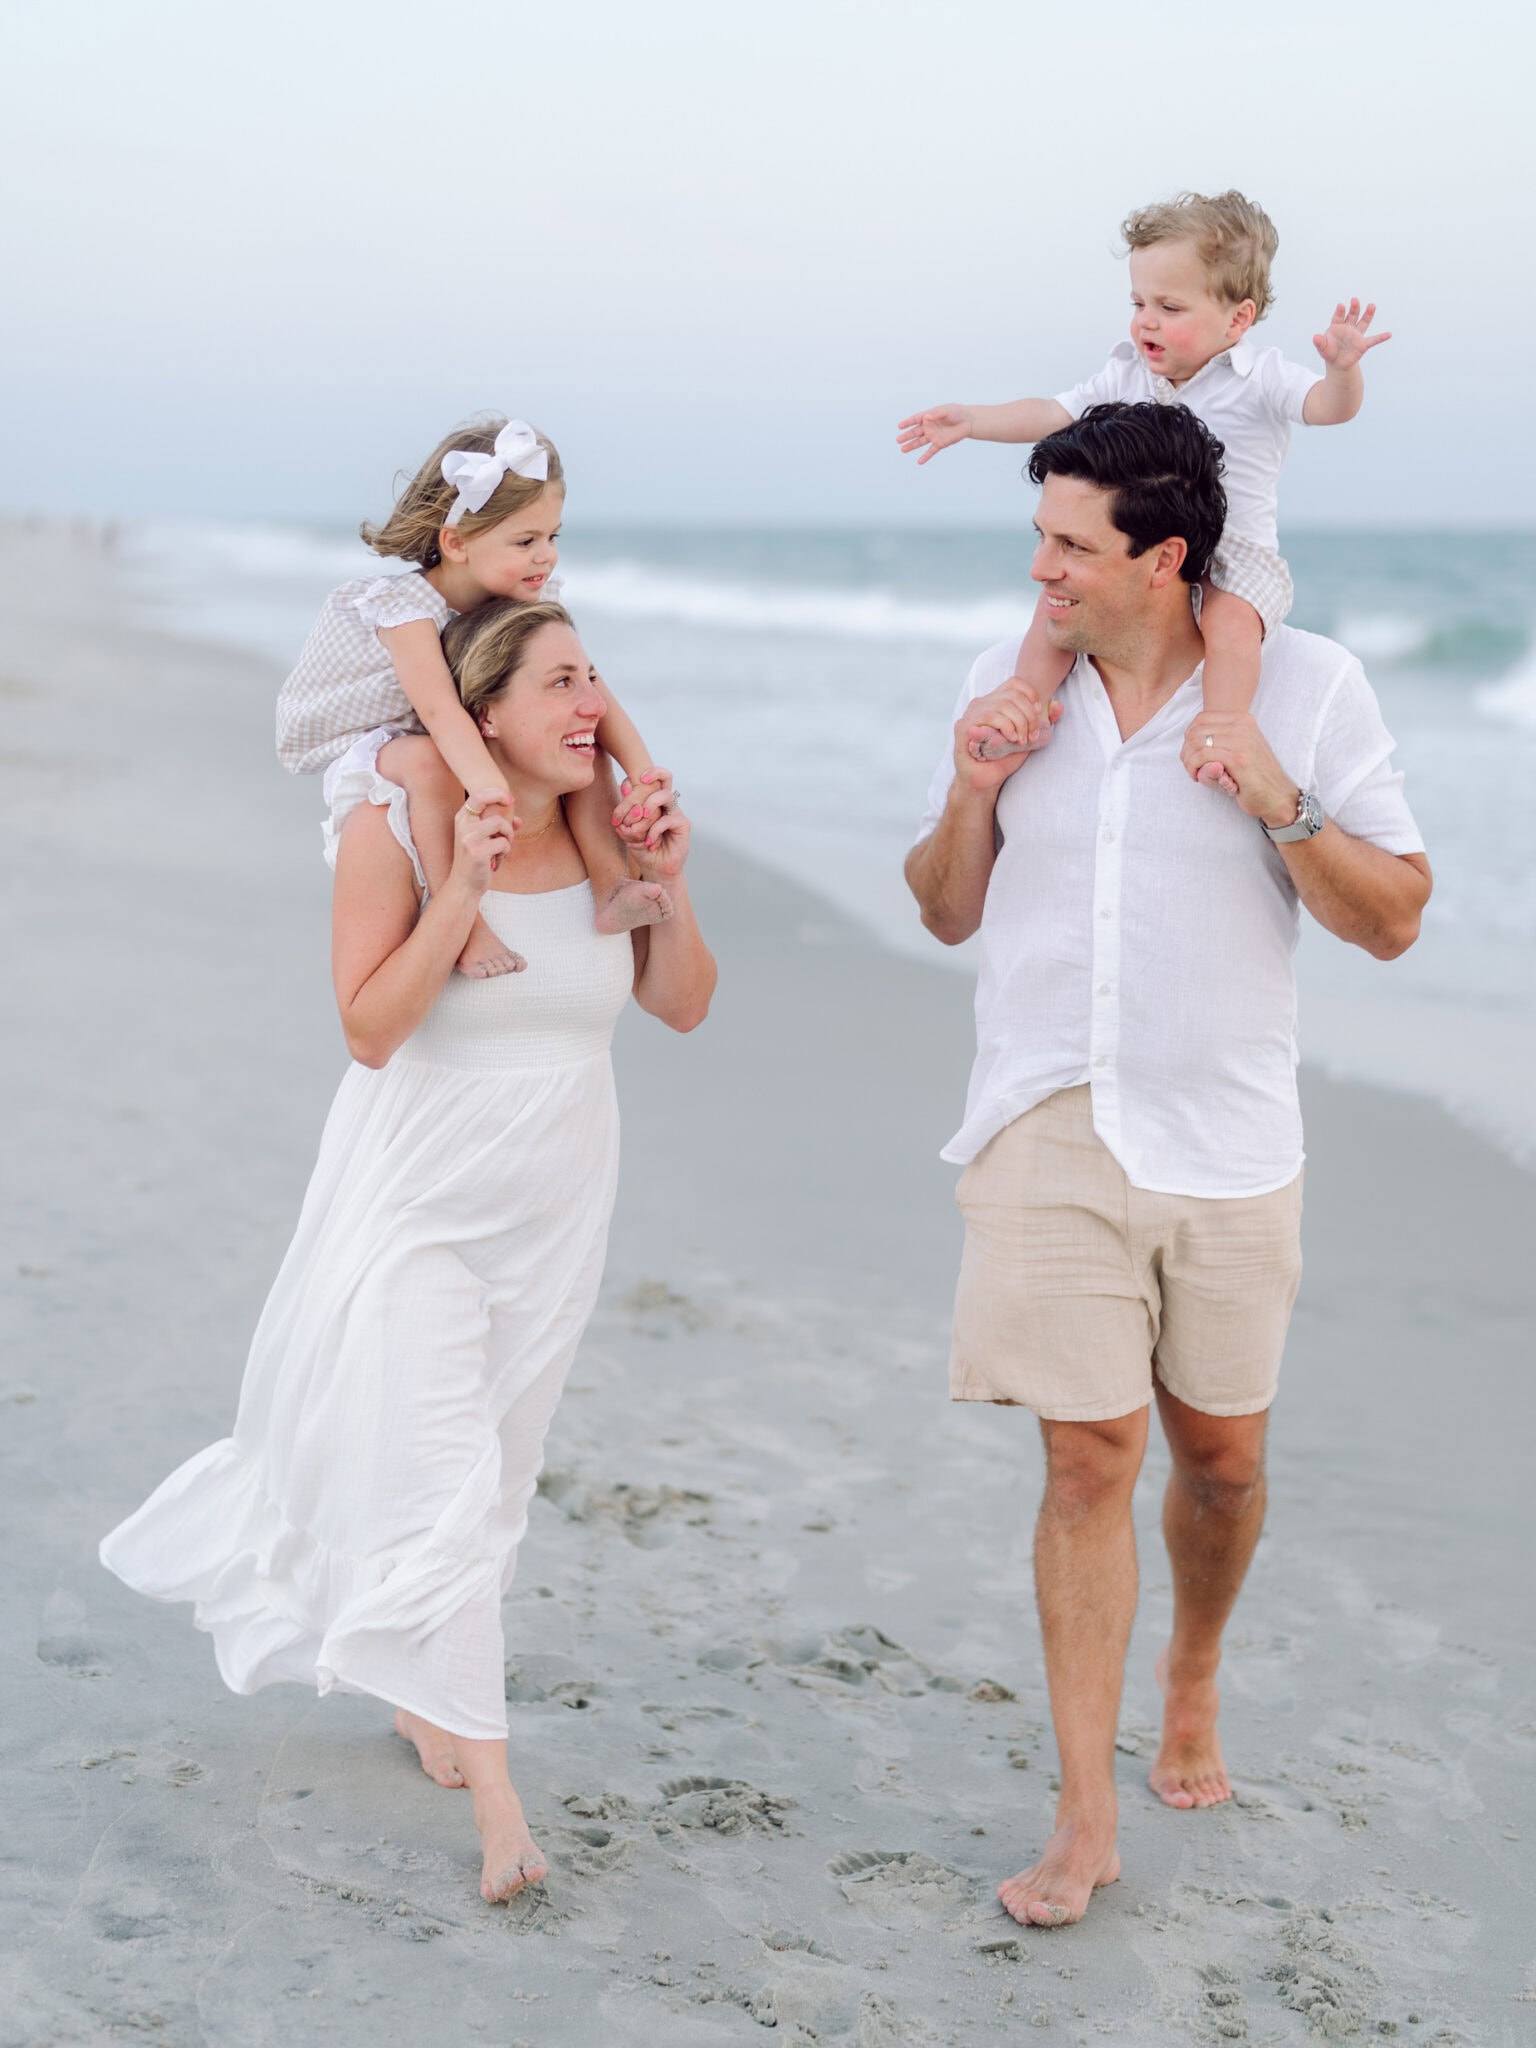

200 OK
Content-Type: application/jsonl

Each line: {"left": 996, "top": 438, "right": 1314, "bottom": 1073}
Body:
{"left": 1026, "top": 402, "right": 1227, "bottom": 585}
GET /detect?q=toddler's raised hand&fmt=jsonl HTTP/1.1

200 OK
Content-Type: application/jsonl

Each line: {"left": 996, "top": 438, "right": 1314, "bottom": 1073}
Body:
{"left": 1313, "top": 298, "right": 1391, "bottom": 371}
{"left": 897, "top": 404, "right": 974, "bottom": 463}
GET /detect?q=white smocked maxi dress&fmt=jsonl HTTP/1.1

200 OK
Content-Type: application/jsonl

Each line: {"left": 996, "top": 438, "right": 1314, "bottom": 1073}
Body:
{"left": 100, "top": 794, "right": 634, "bottom": 1741}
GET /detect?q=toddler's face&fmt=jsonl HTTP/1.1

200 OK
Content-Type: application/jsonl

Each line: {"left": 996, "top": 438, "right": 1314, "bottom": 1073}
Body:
{"left": 1128, "top": 241, "right": 1252, "bottom": 385}
{"left": 459, "top": 486, "right": 565, "bottom": 602}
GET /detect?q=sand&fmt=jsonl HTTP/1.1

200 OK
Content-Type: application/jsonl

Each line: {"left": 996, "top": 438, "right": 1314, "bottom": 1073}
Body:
{"left": 2, "top": 522, "right": 1533, "bottom": 2046}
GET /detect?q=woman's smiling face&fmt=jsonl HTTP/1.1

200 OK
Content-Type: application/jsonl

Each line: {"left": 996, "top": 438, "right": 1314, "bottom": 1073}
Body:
{"left": 478, "top": 620, "right": 607, "bottom": 793}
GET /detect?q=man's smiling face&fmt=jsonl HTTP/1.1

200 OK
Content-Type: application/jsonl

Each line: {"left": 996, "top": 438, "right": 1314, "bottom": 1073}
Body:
{"left": 1029, "top": 474, "right": 1156, "bottom": 656}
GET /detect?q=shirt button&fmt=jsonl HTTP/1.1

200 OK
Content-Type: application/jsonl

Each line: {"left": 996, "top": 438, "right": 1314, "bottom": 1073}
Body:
{"left": 1102, "top": 828, "right": 1116, "bottom": 843}
{"left": 1093, "top": 1055, "right": 1108, "bottom": 1068}
{"left": 1098, "top": 906, "right": 1112, "bottom": 920}
{"left": 1097, "top": 984, "right": 1111, "bottom": 996}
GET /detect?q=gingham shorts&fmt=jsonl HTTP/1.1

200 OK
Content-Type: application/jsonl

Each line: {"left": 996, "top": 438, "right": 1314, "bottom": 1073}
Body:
{"left": 1207, "top": 533, "right": 1293, "bottom": 638}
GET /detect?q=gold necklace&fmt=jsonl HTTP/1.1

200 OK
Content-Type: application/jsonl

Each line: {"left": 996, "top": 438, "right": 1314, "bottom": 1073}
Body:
{"left": 514, "top": 803, "right": 562, "bottom": 844}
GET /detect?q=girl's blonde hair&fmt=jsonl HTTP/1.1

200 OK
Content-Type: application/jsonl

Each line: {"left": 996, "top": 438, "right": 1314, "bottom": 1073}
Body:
{"left": 442, "top": 599, "right": 575, "bottom": 724}
{"left": 1120, "top": 190, "right": 1280, "bottom": 319}
{"left": 361, "top": 417, "right": 564, "bottom": 568}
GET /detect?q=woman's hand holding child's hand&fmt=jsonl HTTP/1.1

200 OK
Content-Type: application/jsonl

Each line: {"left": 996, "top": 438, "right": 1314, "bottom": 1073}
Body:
{"left": 612, "top": 768, "right": 677, "bottom": 850}
{"left": 453, "top": 790, "right": 518, "bottom": 895}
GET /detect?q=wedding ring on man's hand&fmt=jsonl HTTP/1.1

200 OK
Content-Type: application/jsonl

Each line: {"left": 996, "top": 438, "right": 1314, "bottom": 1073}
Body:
{"left": 1204, "top": 735, "right": 1215, "bottom": 748}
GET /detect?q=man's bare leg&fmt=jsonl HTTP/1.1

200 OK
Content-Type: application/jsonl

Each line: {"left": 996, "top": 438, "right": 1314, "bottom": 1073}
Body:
{"left": 1148, "top": 1386, "right": 1269, "bottom": 1810}
{"left": 1000, "top": 1409, "right": 1147, "bottom": 1928}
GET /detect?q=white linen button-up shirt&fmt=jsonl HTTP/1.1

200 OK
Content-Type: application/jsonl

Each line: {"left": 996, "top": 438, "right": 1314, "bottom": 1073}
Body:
{"left": 1056, "top": 341, "right": 1320, "bottom": 554}
{"left": 916, "top": 626, "right": 1424, "bottom": 1198}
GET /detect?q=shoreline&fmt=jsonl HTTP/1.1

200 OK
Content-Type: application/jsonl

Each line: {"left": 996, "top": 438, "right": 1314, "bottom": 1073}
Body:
{"left": 3, "top": 522, "right": 1533, "bottom": 2044}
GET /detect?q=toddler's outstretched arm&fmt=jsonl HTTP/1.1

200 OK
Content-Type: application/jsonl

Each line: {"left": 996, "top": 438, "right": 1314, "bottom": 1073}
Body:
{"left": 1303, "top": 298, "right": 1391, "bottom": 426}
{"left": 898, "top": 397, "right": 1072, "bottom": 463}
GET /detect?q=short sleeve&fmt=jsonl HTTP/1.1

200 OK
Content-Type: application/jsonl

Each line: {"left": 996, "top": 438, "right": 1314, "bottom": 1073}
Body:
{"left": 1257, "top": 349, "right": 1324, "bottom": 426}
{"left": 1309, "top": 657, "right": 1425, "bottom": 856}
{"left": 352, "top": 571, "right": 453, "bottom": 635}
{"left": 914, "top": 639, "right": 1024, "bottom": 843}
{"left": 1055, "top": 345, "right": 1138, "bottom": 420}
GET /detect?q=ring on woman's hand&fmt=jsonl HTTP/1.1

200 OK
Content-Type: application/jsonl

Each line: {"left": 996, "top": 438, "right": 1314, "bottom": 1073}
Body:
{"left": 464, "top": 801, "right": 483, "bottom": 817}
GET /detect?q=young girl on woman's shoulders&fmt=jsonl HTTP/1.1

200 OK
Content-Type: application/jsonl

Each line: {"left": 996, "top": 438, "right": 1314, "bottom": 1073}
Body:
{"left": 277, "top": 417, "right": 672, "bottom": 977}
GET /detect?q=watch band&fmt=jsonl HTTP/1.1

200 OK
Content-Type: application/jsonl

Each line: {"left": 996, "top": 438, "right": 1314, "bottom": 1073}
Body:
{"left": 1262, "top": 790, "right": 1326, "bottom": 843}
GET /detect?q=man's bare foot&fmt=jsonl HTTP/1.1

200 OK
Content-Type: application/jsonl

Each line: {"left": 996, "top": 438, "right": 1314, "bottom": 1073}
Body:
{"left": 393, "top": 1708, "right": 465, "bottom": 1789}
{"left": 593, "top": 879, "right": 673, "bottom": 934}
{"left": 1149, "top": 1646, "right": 1232, "bottom": 1808}
{"left": 474, "top": 1783, "right": 549, "bottom": 1903}
{"left": 999, "top": 1813, "right": 1120, "bottom": 1928}
{"left": 457, "top": 913, "right": 526, "bottom": 978}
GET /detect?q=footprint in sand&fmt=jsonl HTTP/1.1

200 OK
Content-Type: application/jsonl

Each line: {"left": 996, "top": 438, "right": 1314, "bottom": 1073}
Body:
{"left": 504, "top": 1653, "right": 598, "bottom": 1708}
{"left": 768, "top": 1624, "right": 955, "bottom": 1698}
{"left": 654, "top": 1776, "right": 794, "bottom": 1838}
{"left": 827, "top": 1849, "right": 973, "bottom": 1924}
{"left": 537, "top": 1469, "right": 713, "bottom": 1548}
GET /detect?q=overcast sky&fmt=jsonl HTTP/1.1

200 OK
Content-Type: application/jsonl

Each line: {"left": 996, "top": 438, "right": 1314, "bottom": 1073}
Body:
{"left": 2, "top": 0, "right": 1531, "bottom": 525}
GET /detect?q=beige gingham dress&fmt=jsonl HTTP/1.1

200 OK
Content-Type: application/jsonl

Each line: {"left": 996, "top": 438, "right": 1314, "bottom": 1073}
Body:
{"left": 276, "top": 572, "right": 455, "bottom": 777}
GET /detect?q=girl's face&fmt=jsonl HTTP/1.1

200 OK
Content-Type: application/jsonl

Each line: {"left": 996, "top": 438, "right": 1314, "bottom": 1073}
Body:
{"left": 1128, "top": 241, "right": 1253, "bottom": 386}
{"left": 479, "top": 621, "right": 607, "bottom": 795}
{"left": 456, "top": 486, "right": 564, "bottom": 602}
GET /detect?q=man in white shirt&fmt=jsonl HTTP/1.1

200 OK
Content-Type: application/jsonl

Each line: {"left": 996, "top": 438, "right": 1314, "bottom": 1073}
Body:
{"left": 906, "top": 401, "right": 1430, "bottom": 1931}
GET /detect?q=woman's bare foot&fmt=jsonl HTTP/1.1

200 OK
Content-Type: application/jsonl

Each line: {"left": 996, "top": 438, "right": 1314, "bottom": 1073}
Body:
{"left": 457, "top": 913, "right": 526, "bottom": 979}
{"left": 393, "top": 1708, "right": 465, "bottom": 1789}
{"left": 474, "top": 1783, "right": 549, "bottom": 1903}
{"left": 998, "top": 1812, "right": 1120, "bottom": 1927}
{"left": 1149, "top": 1646, "right": 1232, "bottom": 1808}
{"left": 593, "top": 879, "right": 672, "bottom": 934}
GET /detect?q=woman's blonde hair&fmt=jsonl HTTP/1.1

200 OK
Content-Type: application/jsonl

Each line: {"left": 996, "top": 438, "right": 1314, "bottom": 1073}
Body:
{"left": 360, "top": 417, "right": 564, "bottom": 568}
{"left": 1120, "top": 190, "right": 1280, "bottom": 319}
{"left": 442, "top": 598, "right": 575, "bottom": 724}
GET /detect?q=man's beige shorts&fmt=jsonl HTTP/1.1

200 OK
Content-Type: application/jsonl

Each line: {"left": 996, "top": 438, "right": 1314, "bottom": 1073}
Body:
{"left": 951, "top": 1088, "right": 1302, "bottom": 1422}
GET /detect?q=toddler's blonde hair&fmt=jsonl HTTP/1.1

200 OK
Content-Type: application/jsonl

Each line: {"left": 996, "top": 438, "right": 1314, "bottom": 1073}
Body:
{"left": 1120, "top": 191, "right": 1279, "bottom": 319}
{"left": 361, "top": 418, "right": 564, "bottom": 569}
{"left": 443, "top": 599, "right": 575, "bottom": 724}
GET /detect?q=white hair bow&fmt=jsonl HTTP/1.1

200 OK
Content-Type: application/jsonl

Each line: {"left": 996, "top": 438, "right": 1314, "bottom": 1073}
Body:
{"left": 441, "top": 419, "right": 549, "bottom": 525}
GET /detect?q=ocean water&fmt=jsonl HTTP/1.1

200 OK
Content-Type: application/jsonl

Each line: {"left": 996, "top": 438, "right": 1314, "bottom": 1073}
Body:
{"left": 122, "top": 520, "right": 1536, "bottom": 1166}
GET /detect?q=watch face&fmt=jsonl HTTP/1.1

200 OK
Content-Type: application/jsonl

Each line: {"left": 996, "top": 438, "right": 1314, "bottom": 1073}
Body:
{"left": 1301, "top": 792, "right": 1323, "bottom": 834}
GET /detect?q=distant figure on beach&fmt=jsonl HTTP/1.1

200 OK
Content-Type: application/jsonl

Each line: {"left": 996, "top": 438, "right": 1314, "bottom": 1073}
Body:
{"left": 905, "top": 402, "right": 1430, "bottom": 1928}
{"left": 102, "top": 601, "right": 715, "bottom": 1905}
{"left": 277, "top": 416, "right": 676, "bottom": 978}
{"left": 899, "top": 190, "right": 1390, "bottom": 792}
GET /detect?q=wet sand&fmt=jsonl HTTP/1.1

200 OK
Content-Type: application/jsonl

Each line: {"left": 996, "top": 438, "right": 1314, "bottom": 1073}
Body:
{"left": 2, "top": 522, "right": 1533, "bottom": 2045}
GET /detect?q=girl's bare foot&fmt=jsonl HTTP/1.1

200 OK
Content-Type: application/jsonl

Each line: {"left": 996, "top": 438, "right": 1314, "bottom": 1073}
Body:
{"left": 393, "top": 1708, "right": 465, "bottom": 1789}
{"left": 474, "top": 1783, "right": 549, "bottom": 1903}
{"left": 593, "top": 879, "right": 672, "bottom": 935}
{"left": 998, "top": 1812, "right": 1120, "bottom": 1927}
{"left": 1149, "top": 1646, "right": 1232, "bottom": 1808}
{"left": 457, "top": 912, "right": 526, "bottom": 978}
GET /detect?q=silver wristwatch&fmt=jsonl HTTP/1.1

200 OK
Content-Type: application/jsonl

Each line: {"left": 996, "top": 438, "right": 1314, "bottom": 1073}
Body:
{"left": 1262, "top": 789, "right": 1326, "bottom": 843}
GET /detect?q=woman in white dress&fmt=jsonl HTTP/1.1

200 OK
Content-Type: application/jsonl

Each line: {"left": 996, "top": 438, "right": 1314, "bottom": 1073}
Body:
{"left": 100, "top": 601, "right": 715, "bottom": 1904}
